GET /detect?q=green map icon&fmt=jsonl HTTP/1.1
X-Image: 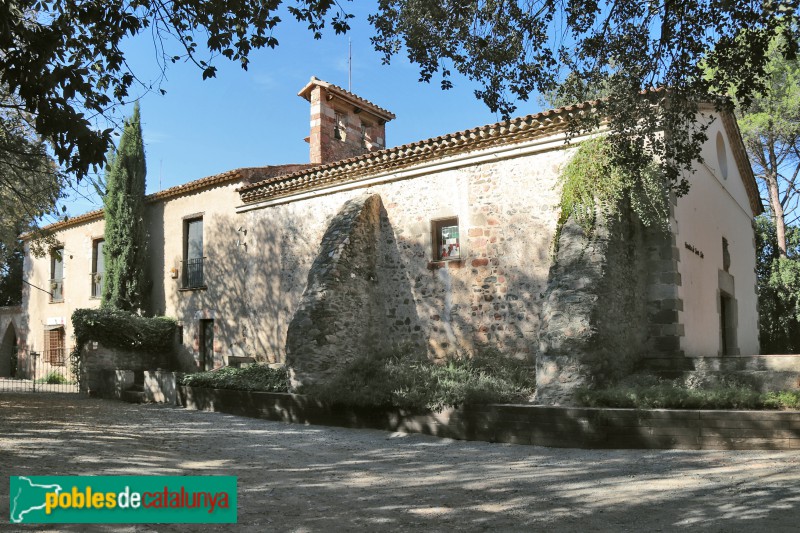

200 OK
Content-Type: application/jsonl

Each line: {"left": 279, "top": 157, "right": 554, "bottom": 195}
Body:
{"left": 10, "top": 476, "right": 63, "bottom": 523}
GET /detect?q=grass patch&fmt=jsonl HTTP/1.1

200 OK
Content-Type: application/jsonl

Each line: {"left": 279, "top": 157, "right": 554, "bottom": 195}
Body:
{"left": 763, "top": 390, "right": 800, "bottom": 410}
{"left": 35, "top": 371, "right": 72, "bottom": 385}
{"left": 576, "top": 376, "right": 800, "bottom": 410}
{"left": 179, "top": 365, "right": 288, "bottom": 393}
{"left": 301, "top": 348, "right": 535, "bottom": 412}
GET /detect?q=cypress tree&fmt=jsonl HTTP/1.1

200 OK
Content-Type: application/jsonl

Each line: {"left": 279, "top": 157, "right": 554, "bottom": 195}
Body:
{"left": 102, "top": 103, "right": 149, "bottom": 312}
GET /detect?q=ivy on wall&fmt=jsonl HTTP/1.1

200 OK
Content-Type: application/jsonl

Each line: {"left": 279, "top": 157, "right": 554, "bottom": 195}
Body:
{"left": 70, "top": 308, "right": 177, "bottom": 384}
{"left": 556, "top": 137, "right": 669, "bottom": 241}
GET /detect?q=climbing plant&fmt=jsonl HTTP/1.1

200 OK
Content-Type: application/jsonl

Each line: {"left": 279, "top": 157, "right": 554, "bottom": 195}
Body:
{"left": 557, "top": 137, "right": 669, "bottom": 239}
{"left": 70, "top": 307, "right": 176, "bottom": 386}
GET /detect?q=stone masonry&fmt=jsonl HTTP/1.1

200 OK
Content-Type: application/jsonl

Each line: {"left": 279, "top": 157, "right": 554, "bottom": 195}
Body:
{"left": 243, "top": 152, "right": 566, "bottom": 368}
{"left": 536, "top": 203, "right": 678, "bottom": 405}
{"left": 287, "top": 195, "right": 406, "bottom": 387}
{"left": 81, "top": 341, "right": 176, "bottom": 396}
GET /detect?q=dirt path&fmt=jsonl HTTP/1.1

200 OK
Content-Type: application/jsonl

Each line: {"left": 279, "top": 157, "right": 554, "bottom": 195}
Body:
{"left": 1, "top": 393, "right": 799, "bottom": 532}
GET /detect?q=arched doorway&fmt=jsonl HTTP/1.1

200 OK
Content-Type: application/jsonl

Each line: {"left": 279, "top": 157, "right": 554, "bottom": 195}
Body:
{"left": 0, "top": 323, "right": 17, "bottom": 378}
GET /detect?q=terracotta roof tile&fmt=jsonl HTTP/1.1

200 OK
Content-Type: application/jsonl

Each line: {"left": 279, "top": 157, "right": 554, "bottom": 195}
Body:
{"left": 35, "top": 164, "right": 307, "bottom": 235}
{"left": 238, "top": 87, "right": 764, "bottom": 210}
{"left": 298, "top": 77, "right": 396, "bottom": 121}
{"left": 237, "top": 99, "right": 600, "bottom": 204}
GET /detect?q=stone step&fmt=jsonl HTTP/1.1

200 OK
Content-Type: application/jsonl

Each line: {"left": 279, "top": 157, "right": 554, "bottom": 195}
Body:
{"left": 121, "top": 390, "right": 145, "bottom": 403}
{"left": 638, "top": 355, "right": 800, "bottom": 392}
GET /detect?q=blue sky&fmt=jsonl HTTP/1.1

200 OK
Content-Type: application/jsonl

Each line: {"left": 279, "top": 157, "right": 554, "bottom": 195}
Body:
{"left": 62, "top": 3, "right": 545, "bottom": 217}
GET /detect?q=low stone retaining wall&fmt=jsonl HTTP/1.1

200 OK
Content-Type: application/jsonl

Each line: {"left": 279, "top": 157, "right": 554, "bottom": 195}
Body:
{"left": 81, "top": 342, "right": 176, "bottom": 395}
{"left": 92, "top": 370, "right": 180, "bottom": 404}
{"left": 179, "top": 386, "right": 800, "bottom": 450}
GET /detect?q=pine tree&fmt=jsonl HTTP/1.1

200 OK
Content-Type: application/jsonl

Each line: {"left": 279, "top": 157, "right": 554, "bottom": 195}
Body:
{"left": 102, "top": 103, "right": 149, "bottom": 312}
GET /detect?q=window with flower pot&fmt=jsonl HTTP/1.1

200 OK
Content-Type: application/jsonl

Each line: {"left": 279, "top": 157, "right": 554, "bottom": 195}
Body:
{"left": 432, "top": 217, "right": 461, "bottom": 261}
{"left": 91, "top": 239, "right": 104, "bottom": 298}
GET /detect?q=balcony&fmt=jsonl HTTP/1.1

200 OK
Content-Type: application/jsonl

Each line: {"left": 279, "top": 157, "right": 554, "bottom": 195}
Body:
{"left": 49, "top": 279, "right": 64, "bottom": 303}
{"left": 181, "top": 257, "right": 206, "bottom": 289}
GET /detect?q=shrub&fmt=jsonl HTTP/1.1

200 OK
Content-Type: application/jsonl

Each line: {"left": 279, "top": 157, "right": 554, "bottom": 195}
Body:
{"left": 180, "top": 365, "right": 289, "bottom": 393}
{"left": 763, "top": 390, "right": 800, "bottom": 410}
{"left": 72, "top": 308, "right": 176, "bottom": 353}
{"left": 70, "top": 307, "right": 177, "bottom": 389}
{"left": 301, "top": 347, "right": 535, "bottom": 412}
{"left": 36, "top": 371, "right": 71, "bottom": 385}
{"left": 576, "top": 377, "right": 800, "bottom": 410}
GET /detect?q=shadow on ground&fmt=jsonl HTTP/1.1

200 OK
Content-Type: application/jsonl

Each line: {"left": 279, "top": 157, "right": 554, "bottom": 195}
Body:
{"left": 0, "top": 393, "right": 798, "bottom": 532}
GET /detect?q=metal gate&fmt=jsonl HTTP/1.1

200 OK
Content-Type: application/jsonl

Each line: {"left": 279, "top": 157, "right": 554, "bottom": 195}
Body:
{"left": 0, "top": 349, "right": 81, "bottom": 393}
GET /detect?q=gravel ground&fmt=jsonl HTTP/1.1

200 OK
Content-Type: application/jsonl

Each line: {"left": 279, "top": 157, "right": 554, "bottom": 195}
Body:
{"left": 1, "top": 393, "right": 799, "bottom": 532}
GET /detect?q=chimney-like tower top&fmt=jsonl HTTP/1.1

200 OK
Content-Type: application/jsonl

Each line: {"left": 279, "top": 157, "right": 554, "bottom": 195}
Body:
{"left": 299, "top": 77, "right": 395, "bottom": 166}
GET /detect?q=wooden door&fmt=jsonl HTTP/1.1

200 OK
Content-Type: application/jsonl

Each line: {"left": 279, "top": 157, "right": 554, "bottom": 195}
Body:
{"left": 199, "top": 319, "right": 214, "bottom": 371}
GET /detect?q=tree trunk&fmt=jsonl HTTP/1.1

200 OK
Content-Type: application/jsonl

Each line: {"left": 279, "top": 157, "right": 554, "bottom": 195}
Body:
{"left": 767, "top": 138, "right": 787, "bottom": 256}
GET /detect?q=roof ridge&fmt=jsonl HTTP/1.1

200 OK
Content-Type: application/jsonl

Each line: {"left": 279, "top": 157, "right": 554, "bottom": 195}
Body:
{"left": 33, "top": 164, "right": 305, "bottom": 235}
{"left": 298, "top": 76, "right": 396, "bottom": 121}
{"left": 237, "top": 97, "right": 604, "bottom": 197}
{"left": 238, "top": 88, "right": 677, "bottom": 202}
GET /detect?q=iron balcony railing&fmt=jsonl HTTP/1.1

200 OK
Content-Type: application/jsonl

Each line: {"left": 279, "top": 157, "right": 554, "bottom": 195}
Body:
{"left": 49, "top": 279, "right": 64, "bottom": 302}
{"left": 181, "top": 257, "right": 206, "bottom": 289}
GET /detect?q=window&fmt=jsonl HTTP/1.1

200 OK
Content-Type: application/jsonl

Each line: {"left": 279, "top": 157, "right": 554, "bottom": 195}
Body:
{"left": 360, "top": 122, "right": 368, "bottom": 148}
{"left": 722, "top": 237, "right": 731, "bottom": 273}
{"left": 182, "top": 217, "right": 205, "bottom": 289}
{"left": 716, "top": 131, "right": 728, "bottom": 180}
{"left": 50, "top": 247, "right": 64, "bottom": 302}
{"left": 44, "top": 327, "right": 66, "bottom": 366}
{"left": 334, "top": 111, "right": 345, "bottom": 140}
{"left": 199, "top": 319, "right": 214, "bottom": 371}
{"left": 91, "top": 239, "right": 105, "bottom": 298}
{"left": 432, "top": 218, "right": 461, "bottom": 261}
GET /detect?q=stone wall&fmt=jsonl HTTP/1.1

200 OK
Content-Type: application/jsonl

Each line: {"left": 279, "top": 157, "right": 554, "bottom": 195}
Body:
{"left": 286, "top": 195, "right": 383, "bottom": 386}
{"left": 286, "top": 194, "right": 423, "bottom": 387}
{"left": 536, "top": 204, "right": 676, "bottom": 404}
{"left": 242, "top": 150, "right": 567, "bottom": 365}
{"left": 181, "top": 386, "right": 800, "bottom": 450}
{"left": 81, "top": 342, "right": 175, "bottom": 395}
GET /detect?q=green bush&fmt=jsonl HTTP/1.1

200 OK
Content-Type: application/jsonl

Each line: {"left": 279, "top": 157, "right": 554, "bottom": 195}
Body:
{"left": 36, "top": 371, "right": 71, "bottom": 385}
{"left": 576, "top": 378, "right": 800, "bottom": 410}
{"left": 70, "top": 308, "right": 177, "bottom": 389}
{"left": 763, "top": 390, "right": 800, "bottom": 410}
{"left": 180, "top": 365, "right": 289, "bottom": 393}
{"left": 72, "top": 308, "right": 176, "bottom": 353}
{"left": 301, "top": 347, "right": 535, "bottom": 412}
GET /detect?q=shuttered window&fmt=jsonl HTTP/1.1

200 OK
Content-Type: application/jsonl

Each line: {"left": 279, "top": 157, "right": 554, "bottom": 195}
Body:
{"left": 45, "top": 327, "right": 66, "bottom": 366}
